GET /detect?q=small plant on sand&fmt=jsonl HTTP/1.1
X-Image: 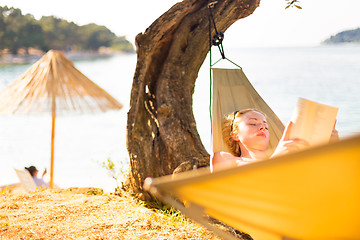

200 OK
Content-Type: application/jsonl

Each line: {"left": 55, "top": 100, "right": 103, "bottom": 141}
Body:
{"left": 96, "top": 157, "right": 129, "bottom": 187}
{"left": 139, "top": 198, "right": 188, "bottom": 226}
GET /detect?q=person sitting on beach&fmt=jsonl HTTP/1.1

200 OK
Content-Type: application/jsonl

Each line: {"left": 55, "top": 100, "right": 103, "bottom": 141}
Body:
{"left": 210, "top": 109, "right": 338, "bottom": 172}
{"left": 25, "top": 166, "right": 50, "bottom": 187}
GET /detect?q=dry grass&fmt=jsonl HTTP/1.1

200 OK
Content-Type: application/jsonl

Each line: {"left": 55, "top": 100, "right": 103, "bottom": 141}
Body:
{"left": 0, "top": 187, "right": 221, "bottom": 240}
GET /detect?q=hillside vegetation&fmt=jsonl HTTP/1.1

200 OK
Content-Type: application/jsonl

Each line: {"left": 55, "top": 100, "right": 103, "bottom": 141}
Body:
{"left": 0, "top": 6, "right": 134, "bottom": 54}
{"left": 323, "top": 27, "right": 360, "bottom": 44}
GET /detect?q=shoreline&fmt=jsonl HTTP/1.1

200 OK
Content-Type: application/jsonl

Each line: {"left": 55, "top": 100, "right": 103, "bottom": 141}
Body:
{"left": 0, "top": 50, "right": 134, "bottom": 65}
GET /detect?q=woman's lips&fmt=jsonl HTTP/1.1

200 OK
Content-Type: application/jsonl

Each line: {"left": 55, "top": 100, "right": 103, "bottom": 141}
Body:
{"left": 257, "top": 132, "right": 266, "bottom": 137}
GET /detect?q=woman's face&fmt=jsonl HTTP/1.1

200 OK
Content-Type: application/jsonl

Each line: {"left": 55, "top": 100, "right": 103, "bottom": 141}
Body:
{"left": 234, "top": 111, "right": 270, "bottom": 151}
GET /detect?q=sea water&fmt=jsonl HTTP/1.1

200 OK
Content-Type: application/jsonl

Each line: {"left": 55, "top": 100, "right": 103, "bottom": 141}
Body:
{"left": 1, "top": 45, "right": 359, "bottom": 192}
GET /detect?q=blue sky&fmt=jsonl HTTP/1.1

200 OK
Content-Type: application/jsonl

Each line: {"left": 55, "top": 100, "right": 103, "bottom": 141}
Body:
{"left": 2, "top": 0, "right": 359, "bottom": 47}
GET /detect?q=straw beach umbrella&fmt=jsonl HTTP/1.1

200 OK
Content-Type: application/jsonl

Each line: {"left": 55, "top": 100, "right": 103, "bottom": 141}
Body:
{"left": 0, "top": 50, "right": 123, "bottom": 187}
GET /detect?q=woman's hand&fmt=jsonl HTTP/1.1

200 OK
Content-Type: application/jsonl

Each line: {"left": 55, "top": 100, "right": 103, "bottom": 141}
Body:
{"left": 271, "top": 121, "right": 309, "bottom": 158}
{"left": 329, "top": 121, "right": 340, "bottom": 143}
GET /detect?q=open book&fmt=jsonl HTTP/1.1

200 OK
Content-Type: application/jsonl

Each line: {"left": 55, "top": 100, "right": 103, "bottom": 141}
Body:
{"left": 290, "top": 98, "right": 338, "bottom": 146}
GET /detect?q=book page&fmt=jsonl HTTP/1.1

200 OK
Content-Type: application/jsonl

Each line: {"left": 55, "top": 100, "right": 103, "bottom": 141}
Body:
{"left": 290, "top": 98, "right": 338, "bottom": 146}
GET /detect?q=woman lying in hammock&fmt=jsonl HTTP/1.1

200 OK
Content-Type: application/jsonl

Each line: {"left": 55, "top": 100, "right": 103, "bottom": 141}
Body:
{"left": 211, "top": 109, "right": 339, "bottom": 172}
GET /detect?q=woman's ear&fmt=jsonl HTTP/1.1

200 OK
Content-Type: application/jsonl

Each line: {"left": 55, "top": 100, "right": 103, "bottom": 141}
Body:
{"left": 232, "top": 132, "right": 239, "bottom": 141}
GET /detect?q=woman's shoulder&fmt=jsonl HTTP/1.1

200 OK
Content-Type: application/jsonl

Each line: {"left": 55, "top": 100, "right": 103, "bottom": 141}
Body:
{"left": 211, "top": 151, "right": 241, "bottom": 171}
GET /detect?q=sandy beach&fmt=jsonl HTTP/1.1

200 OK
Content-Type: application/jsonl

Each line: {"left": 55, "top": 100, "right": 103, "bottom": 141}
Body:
{"left": 0, "top": 187, "right": 224, "bottom": 240}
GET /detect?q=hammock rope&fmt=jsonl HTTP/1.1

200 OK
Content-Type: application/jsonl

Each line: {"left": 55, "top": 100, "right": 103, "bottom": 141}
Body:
{"left": 207, "top": 1, "right": 242, "bottom": 135}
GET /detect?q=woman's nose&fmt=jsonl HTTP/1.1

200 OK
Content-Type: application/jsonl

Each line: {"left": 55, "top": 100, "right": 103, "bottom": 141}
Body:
{"left": 258, "top": 123, "right": 265, "bottom": 130}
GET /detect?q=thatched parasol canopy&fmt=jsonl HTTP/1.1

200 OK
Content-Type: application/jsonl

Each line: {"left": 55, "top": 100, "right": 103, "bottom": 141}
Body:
{"left": 0, "top": 50, "right": 123, "bottom": 187}
{"left": 0, "top": 50, "right": 122, "bottom": 115}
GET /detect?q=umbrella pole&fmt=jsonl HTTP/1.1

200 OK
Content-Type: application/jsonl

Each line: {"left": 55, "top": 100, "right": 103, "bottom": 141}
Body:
{"left": 50, "top": 114, "right": 56, "bottom": 188}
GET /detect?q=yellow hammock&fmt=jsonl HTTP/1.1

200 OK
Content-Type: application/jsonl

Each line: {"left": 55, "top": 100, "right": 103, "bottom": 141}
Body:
{"left": 144, "top": 68, "right": 360, "bottom": 240}
{"left": 144, "top": 134, "right": 360, "bottom": 240}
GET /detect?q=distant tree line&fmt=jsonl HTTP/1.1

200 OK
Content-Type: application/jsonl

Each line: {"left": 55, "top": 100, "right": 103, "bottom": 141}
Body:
{"left": 0, "top": 6, "right": 134, "bottom": 54}
{"left": 323, "top": 27, "right": 360, "bottom": 44}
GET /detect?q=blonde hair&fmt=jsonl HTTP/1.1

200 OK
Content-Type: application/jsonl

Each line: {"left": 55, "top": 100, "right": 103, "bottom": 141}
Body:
{"left": 222, "top": 109, "right": 266, "bottom": 157}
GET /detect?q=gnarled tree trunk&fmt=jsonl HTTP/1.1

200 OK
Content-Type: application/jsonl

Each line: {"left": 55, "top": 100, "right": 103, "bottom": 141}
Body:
{"left": 126, "top": 0, "right": 260, "bottom": 199}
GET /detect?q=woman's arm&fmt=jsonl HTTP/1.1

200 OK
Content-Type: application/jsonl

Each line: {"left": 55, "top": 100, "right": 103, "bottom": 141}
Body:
{"left": 42, "top": 168, "right": 47, "bottom": 178}
{"left": 271, "top": 121, "right": 309, "bottom": 158}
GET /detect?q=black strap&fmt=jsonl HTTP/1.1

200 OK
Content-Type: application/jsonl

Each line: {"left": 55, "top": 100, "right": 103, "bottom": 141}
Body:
{"left": 208, "top": 1, "right": 225, "bottom": 59}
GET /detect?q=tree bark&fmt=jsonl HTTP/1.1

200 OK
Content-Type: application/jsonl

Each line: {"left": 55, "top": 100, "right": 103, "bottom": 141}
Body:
{"left": 126, "top": 0, "right": 260, "bottom": 199}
